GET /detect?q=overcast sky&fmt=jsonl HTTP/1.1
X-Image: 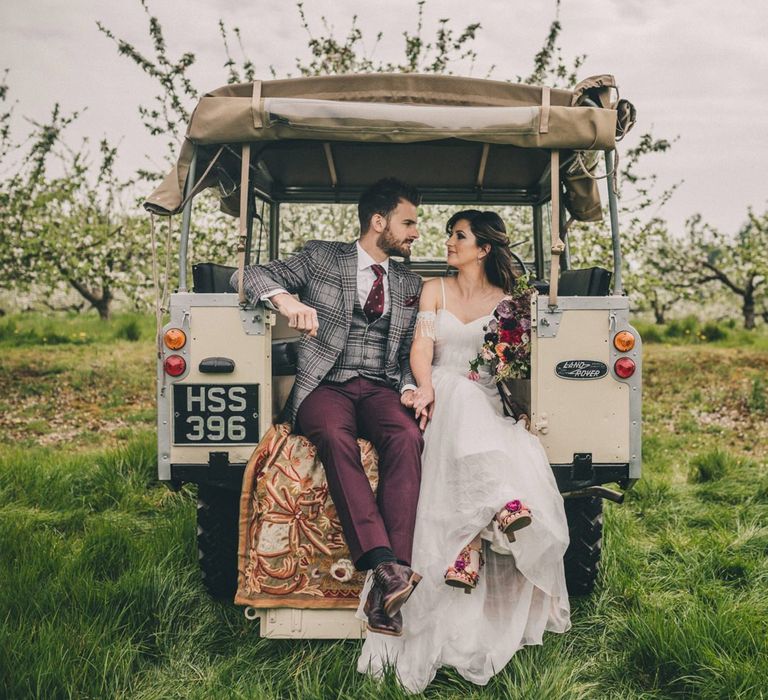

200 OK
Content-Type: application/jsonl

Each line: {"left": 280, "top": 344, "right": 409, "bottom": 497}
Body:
{"left": 2, "top": 0, "right": 767, "bottom": 235}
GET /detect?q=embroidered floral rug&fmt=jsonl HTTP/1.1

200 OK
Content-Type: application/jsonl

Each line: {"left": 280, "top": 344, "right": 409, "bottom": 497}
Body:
{"left": 235, "top": 423, "right": 378, "bottom": 609}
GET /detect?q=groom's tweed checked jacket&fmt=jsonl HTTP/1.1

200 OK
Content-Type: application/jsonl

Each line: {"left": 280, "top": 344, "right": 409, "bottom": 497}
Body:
{"left": 234, "top": 240, "right": 422, "bottom": 426}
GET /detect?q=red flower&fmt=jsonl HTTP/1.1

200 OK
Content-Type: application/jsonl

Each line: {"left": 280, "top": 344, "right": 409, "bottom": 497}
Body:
{"left": 499, "top": 329, "right": 514, "bottom": 344}
{"left": 510, "top": 326, "right": 525, "bottom": 345}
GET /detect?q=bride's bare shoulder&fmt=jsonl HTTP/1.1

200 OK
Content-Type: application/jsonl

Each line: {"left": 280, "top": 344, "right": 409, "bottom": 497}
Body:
{"left": 418, "top": 278, "right": 442, "bottom": 312}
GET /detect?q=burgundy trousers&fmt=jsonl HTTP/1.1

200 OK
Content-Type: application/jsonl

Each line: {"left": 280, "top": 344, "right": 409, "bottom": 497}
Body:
{"left": 296, "top": 377, "right": 423, "bottom": 569}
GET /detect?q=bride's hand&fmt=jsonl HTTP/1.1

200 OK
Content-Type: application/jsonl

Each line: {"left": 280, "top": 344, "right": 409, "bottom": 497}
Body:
{"left": 412, "top": 386, "right": 434, "bottom": 415}
{"left": 412, "top": 386, "right": 435, "bottom": 431}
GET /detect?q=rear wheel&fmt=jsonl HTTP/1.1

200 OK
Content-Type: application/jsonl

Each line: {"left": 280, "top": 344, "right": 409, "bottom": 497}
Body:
{"left": 563, "top": 496, "right": 603, "bottom": 596}
{"left": 197, "top": 484, "right": 240, "bottom": 599}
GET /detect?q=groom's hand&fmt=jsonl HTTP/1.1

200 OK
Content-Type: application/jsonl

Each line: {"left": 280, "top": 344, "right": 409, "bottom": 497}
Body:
{"left": 416, "top": 403, "right": 434, "bottom": 432}
{"left": 400, "top": 390, "right": 415, "bottom": 408}
{"left": 272, "top": 293, "right": 319, "bottom": 337}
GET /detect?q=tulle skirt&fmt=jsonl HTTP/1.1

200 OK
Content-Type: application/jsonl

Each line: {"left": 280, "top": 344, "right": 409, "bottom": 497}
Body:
{"left": 356, "top": 365, "right": 571, "bottom": 693}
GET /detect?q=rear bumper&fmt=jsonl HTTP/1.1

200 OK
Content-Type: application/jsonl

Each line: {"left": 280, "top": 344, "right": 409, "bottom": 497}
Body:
{"left": 169, "top": 452, "right": 246, "bottom": 491}
{"left": 551, "top": 462, "right": 630, "bottom": 491}
{"left": 165, "top": 453, "right": 631, "bottom": 494}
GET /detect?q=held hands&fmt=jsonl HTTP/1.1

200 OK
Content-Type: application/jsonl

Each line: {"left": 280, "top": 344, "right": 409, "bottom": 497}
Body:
{"left": 409, "top": 385, "right": 435, "bottom": 432}
{"left": 273, "top": 293, "right": 319, "bottom": 337}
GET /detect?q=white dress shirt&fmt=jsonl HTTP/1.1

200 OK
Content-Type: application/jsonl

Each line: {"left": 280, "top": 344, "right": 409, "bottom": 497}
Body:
{"left": 355, "top": 241, "right": 390, "bottom": 314}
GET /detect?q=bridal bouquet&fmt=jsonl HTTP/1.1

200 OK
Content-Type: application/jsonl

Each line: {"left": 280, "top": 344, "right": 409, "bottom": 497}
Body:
{"left": 468, "top": 274, "right": 534, "bottom": 382}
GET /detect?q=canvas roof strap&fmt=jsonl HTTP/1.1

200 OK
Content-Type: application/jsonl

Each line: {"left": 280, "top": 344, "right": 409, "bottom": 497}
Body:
{"left": 548, "top": 150, "right": 564, "bottom": 309}
{"left": 237, "top": 143, "right": 251, "bottom": 305}
{"left": 539, "top": 86, "right": 551, "bottom": 134}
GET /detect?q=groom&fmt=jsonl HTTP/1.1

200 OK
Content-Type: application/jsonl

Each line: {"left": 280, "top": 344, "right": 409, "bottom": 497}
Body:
{"left": 234, "top": 178, "right": 424, "bottom": 636}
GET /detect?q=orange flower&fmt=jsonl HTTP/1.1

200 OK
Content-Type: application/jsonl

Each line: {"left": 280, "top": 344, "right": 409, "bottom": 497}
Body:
{"left": 495, "top": 342, "right": 510, "bottom": 360}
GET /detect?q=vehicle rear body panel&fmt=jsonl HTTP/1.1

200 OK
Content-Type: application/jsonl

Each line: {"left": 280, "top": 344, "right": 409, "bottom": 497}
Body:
{"left": 531, "top": 294, "right": 642, "bottom": 483}
{"left": 157, "top": 293, "right": 272, "bottom": 481}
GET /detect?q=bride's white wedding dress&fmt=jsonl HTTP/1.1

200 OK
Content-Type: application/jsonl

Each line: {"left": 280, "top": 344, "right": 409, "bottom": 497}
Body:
{"left": 356, "top": 291, "right": 571, "bottom": 693}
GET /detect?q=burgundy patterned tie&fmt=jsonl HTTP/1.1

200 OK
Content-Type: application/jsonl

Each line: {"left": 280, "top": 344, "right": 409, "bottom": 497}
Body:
{"left": 363, "top": 264, "right": 386, "bottom": 323}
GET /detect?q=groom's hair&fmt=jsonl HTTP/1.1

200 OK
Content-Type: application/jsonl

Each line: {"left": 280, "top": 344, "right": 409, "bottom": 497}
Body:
{"left": 358, "top": 178, "right": 421, "bottom": 234}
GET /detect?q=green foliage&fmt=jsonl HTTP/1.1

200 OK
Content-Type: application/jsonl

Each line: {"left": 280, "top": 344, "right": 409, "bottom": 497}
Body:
{"left": 115, "top": 317, "right": 143, "bottom": 341}
{"left": 0, "top": 312, "right": 153, "bottom": 347}
{"left": 0, "top": 77, "right": 156, "bottom": 318}
{"left": 0, "top": 316, "right": 82, "bottom": 346}
{"left": 747, "top": 376, "right": 766, "bottom": 414}
{"left": 665, "top": 315, "right": 699, "bottom": 338}
{"left": 701, "top": 321, "right": 728, "bottom": 342}
{"left": 633, "top": 322, "right": 663, "bottom": 343}
{"left": 681, "top": 211, "right": 768, "bottom": 329}
{"left": 97, "top": 0, "right": 198, "bottom": 177}
{"left": 688, "top": 449, "right": 734, "bottom": 483}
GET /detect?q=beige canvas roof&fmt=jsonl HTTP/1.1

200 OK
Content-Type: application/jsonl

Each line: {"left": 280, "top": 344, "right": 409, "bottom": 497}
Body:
{"left": 145, "top": 73, "right": 632, "bottom": 221}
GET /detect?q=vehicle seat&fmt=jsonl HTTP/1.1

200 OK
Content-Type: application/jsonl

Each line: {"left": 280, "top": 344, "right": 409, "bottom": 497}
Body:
{"left": 558, "top": 267, "right": 612, "bottom": 296}
{"left": 192, "top": 262, "right": 237, "bottom": 293}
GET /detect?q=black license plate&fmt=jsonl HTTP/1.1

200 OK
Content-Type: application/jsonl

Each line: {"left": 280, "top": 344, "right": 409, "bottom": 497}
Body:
{"left": 173, "top": 384, "right": 259, "bottom": 444}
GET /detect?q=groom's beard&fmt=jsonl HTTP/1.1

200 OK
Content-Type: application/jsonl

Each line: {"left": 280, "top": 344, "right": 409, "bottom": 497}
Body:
{"left": 377, "top": 224, "right": 413, "bottom": 258}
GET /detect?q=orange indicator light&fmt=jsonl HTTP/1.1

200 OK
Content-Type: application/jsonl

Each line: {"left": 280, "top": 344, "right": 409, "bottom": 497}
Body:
{"left": 613, "top": 331, "right": 635, "bottom": 352}
{"left": 164, "top": 328, "right": 186, "bottom": 350}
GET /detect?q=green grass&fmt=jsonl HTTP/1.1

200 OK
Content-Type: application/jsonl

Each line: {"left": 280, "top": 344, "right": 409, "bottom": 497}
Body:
{"left": 1, "top": 313, "right": 767, "bottom": 698}
{"left": 633, "top": 317, "right": 768, "bottom": 351}
{"left": 0, "top": 311, "right": 155, "bottom": 347}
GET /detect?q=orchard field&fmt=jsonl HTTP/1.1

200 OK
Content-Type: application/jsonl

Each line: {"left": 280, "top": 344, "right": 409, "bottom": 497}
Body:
{"left": 1, "top": 313, "right": 766, "bottom": 699}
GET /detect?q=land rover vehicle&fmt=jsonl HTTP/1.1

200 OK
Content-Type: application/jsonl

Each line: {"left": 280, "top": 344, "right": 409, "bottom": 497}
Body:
{"left": 145, "top": 73, "right": 640, "bottom": 638}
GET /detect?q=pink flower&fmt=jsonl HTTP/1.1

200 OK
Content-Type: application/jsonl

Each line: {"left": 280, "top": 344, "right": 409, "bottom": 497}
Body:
{"left": 505, "top": 499, "right": 522, "bottom": 513}
{"left": 496, "top": 300, "right": 514, "bottom": 319}
{"left": 467, "top": 370, "right": 480, "bottom": 381}
{"left": 481, "top": 347, "right": 494, "bottom": 361}
{"left": 454, "top": 559, "right": 466, "bottom": 570}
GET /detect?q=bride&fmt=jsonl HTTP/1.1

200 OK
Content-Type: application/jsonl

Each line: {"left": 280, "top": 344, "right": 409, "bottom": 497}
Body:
{"left": 356, "top": 210, "right": 571, "bottom": 693}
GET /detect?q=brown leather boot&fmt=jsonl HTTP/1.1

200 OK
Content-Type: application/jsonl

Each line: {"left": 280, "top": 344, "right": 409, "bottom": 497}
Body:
{"left": 363, "top": 583, "right": 403, "bottom": 636}
{"left": 373, "top": 562, "right": 422, "bottom": 618}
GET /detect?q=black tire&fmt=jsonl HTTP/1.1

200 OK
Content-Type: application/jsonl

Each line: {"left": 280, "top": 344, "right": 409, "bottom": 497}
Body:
{"left": 563, "top": 496, "right": 603, "bottom": 596}
{"left": 197, "top": 484, "right": 240, "bottom": 599}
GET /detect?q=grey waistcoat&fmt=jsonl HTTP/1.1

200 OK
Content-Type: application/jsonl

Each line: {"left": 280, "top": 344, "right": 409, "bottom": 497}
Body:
{"left": 325, "top": 298, "right": 391, "bottom": 384}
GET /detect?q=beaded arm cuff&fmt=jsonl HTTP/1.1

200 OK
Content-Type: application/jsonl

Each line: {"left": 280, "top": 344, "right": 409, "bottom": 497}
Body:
{"left": 414, "top": 311, "right": 437, "bottom": 341}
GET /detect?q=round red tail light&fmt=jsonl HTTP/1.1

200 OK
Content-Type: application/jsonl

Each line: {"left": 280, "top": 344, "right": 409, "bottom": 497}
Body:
{"left": 164, "top": 355, "right": 186, "bottom": 377}
{"left": 614, "top": 357, "right": 636, "bottom": 379}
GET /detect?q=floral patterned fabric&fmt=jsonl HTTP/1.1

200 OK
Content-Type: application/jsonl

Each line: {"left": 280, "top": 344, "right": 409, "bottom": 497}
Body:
{"left": 235, "top": 423, "right": 379, "bottom": 609}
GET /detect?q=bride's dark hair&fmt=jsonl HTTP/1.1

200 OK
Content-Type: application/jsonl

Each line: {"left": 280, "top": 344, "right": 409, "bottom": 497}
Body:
{"left": 445, "top": 210, "right": 521, "bottom": 293}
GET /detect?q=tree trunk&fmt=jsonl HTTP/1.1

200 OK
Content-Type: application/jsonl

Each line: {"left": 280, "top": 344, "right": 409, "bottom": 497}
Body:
{"left": 653, "top": 303, "right": 666, "bottom": 325}
{"left": 67, "top": 277, "right": 112, "bottom": 320}
{"left": 93, "top": 297, "right": 112, "bottom": 321}
{"left": 743, "top": 291, "right": 755, "bottom": 330}
{"left": 741, "top": 274, "right": 758, "bottom": 329}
